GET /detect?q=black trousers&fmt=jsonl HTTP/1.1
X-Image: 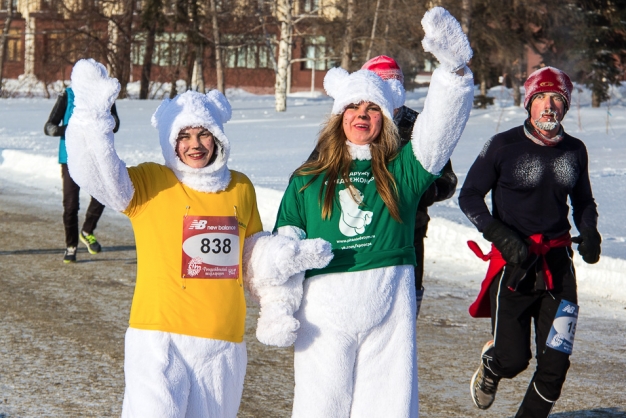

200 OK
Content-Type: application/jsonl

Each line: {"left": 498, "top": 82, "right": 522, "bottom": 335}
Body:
{"left": 486, "top": 246, "right": 577, "bottom": 418}
{"left": 61, "top": 164, "right": 105, "bottom": 247}
{"left": 413, "top": 224, "right": 427, "bottom": 291}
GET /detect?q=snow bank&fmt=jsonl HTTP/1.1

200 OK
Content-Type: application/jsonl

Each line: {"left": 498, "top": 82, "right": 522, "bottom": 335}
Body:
{"left": 0, "top": 149, "right": 60, "bottom": 183}
{"left": 253, "top": 188, "right": 626, "bottom": 304}
{"left": 426, "top": 217, "right": 626, "bottom": 302}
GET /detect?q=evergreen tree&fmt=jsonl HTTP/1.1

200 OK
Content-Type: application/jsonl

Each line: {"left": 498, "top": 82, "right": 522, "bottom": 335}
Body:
{"left": 573, "top": 0, "right": 626, "bottom": 107}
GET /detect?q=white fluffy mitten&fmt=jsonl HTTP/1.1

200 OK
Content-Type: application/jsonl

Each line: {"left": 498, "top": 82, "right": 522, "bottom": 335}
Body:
{"left": 66, "top": 59, "right": 134, "bottom": 212}
{"left": 243, "top": 227, "right": 333, "bottom": 347}
{"left": 71, "top": 58, "right": 121, "bottom": 120}
{"left": 421, "top": 7, "right": 473, "bottom": 72}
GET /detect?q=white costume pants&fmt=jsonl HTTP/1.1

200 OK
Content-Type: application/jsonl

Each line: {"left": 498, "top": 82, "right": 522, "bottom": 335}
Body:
{"left": 121, "top": 328, "right": 247, "bottom": 418}
{"left": 292, "top": 265, "right": 418, "bottom": 418}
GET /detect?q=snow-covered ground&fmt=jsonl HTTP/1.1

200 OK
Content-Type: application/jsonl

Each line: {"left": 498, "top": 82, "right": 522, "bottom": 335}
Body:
{"left": 1, "top": 81, "right": 625, "bottom": 308}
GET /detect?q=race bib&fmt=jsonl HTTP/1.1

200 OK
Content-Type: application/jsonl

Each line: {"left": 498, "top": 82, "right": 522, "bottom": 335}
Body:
{"left": 182, "top": 216, "right": 240, "bottom": 279}
{"left": 546, "top": 299, "right": 579, "bottom": 355}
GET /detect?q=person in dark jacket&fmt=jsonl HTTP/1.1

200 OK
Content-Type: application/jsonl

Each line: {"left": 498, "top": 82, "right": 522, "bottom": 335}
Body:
{"left": 459, "top": 67, "right": 601, "bottom": 417}
{"left": 301, "top": 55, "right": 458, "bottom": 315}
{"left": 44, "top": 86, "right": 120, "bottom": 263}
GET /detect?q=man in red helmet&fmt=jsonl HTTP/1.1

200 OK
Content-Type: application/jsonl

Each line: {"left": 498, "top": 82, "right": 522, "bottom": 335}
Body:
{"left": 459, "top": 66, "right": 601, "bottom": 417}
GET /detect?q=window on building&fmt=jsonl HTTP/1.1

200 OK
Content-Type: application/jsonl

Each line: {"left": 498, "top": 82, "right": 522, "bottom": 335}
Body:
{"left": 302, "top": 36, "right": 333, "bottom": 71}
{"left": 222, "top": 35, "right": 275, "bottom": 70}
{"left": 0, "top": 0, "right": 17, "bottom": 10}
{"left": 131, "top": 32, "right": 188, "bottom": 67}
{"left": 302, "top": 0, "right": 319, "bottom": 13}
{"left": 42, "top": 31, "right": 101, "bottom": 66}
{"left": 423, "top": 59, "right": 436, "bottom": 72}
{"left": 215, "top": 0, "right": 229, "bottom": 12}
{"left": 6, "top": 28, "right": 21, "bottom": 62}
{"left": 41, "top": 0, "right": 61, "bottom": 12}
{"left": 43, "top": 33, "right": 80, "bottom": 64}
{"left": 155, "top": 32, "right": 188, "bottom": 66}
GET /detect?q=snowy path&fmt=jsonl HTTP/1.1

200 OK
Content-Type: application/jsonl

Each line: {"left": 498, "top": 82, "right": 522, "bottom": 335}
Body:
{"left": 1, "top": 94, "right": 625, "bottom": 416}
{"left": 1, "top": 180, "right": 625, "bottom": 417}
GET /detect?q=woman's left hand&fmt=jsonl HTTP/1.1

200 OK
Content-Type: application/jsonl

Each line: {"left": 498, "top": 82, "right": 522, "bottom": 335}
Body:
{"left": 421, "top": 7, "right": 472, "bottom": 73}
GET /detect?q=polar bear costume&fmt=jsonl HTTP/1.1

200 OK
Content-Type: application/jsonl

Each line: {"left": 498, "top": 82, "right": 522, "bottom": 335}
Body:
{"left": 65, "top": 60, "right": 332, "bottom": 418}
{"left": 251, "top": 7, "right": 474, "bottom": 417}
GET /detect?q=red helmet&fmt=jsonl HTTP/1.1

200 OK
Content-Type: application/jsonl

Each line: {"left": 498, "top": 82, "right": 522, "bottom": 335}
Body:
{"left": 524, "top": 67, "right": 573, "bottom": 110}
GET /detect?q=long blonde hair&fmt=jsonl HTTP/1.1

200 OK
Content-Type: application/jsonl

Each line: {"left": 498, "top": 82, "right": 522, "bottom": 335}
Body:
{"left": 295, "top": 111, "right": 402, "bottom": 222}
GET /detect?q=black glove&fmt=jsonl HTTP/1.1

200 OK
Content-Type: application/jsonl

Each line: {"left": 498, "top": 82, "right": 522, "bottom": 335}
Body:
{"left": 571, "top": 228, "right": 601, "bottom": 264}
{"left": 483, "top": 219, "right": 528, "bottom": 265}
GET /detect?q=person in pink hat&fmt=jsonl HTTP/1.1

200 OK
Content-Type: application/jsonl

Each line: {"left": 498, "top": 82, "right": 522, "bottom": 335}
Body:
{"left": 361, "top": 55, "right": 458, "bottom": 316}
{"left": 459, "top": 66, "right": 601, "bottom": 417}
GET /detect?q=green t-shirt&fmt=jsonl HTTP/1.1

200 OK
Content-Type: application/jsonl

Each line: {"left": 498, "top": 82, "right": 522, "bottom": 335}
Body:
{"left": 275, "top": 142, "right": 438, "bottom": 277}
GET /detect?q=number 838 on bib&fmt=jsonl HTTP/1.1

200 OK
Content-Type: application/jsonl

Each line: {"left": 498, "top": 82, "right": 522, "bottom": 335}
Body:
{"left": 182, "top": 216, "right": 240, "bottom": 279}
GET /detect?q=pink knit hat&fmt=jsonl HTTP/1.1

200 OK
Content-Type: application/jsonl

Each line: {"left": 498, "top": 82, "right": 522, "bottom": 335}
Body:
{"left": 361, "top": 55, "right": 404, "bottom": 84}
{"left": 524, "top": 67, "right": 573, "bottom": 110}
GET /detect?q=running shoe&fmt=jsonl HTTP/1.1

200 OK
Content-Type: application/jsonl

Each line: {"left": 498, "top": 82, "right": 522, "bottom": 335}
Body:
{"left": 470, "top": 340, "right": 500, "bottom": 410}
{"left": 63, "top": 246, "right": 77, "bottom": 264}
{"left": 80, "top": 231, "right": 102, "bottom": 254}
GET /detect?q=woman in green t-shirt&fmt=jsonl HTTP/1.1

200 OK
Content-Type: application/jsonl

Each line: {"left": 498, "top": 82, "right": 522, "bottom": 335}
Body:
{"left": 254, "top": 7, "right": 475, "bottom": 418}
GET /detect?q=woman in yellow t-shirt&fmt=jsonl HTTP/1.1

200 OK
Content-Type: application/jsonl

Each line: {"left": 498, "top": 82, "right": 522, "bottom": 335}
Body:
{"left": 65, "top": 59, "right": 332, "bottom": 418}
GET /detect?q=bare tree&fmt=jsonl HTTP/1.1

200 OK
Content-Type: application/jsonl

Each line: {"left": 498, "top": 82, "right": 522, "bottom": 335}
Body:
{"left": 340, "top": 0, "right": 354, "bottom": 70}
{"left": 208, "top": 0, "right": 224, "bottom": 93}
{"left": 139, "top": 0, "right": 167, "bottom": 99}
{"left": 0, "top": 0, "right": 15, "bottom": 88}
{"left": 107, "top": 0, "right": 136, "bottom": 99}
{"left": 365, "top": 0, "right": 381, "bottom": 61}
{"left": 461, "top": 0, "right": 471, "bottom": 36}
{"left": 188, "top": 0, "right": 205, "bottom": 92}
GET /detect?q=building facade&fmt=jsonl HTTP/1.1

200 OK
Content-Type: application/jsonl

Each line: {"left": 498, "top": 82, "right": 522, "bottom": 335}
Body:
{"left": 0, "top": 0, "right": 339, "bottom": 94}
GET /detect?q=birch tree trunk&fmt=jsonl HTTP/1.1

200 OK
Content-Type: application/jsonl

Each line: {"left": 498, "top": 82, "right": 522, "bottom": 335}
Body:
{"left": 365, "top": 0, "right": 381, "bottom": 61}
{"left": 274, "top": 0, "right": 293, "bottom": 112}
{"left": 381, "top": 0, "right": 394, "bottom": 53}
{"left": 191, "top": 44, "right": 205, "bottom": 92}
{"left": 209, "top": 0, "right": 224, "bottom": 94}
{"left": 340, "top": 0, "right": 354, "bottom": 70}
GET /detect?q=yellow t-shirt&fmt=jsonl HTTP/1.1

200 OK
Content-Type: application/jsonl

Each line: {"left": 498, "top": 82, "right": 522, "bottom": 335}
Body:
{"left": 123, "top": 162, "right": 263, "bottom": 342}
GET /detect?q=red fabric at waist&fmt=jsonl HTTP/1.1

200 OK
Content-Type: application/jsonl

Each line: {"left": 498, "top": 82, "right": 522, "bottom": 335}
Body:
{"left": 467, "top": 233, "right": 571, "bottom": 318}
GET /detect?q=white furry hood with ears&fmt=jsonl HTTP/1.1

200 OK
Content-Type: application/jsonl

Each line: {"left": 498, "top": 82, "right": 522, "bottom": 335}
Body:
{"left": 323, "top": 68, "right": 405, "bottom": 120}
{"left": 151, "top": 90, "right": 233, "bottom": 193}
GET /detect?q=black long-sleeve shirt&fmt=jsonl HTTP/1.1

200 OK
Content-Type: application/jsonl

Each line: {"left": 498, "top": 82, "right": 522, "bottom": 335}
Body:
{"left": 458, "top": 125, "right": 598, "bottom": 239}
{"left": 395, "top": 106, "right": 457, "bottom": 228}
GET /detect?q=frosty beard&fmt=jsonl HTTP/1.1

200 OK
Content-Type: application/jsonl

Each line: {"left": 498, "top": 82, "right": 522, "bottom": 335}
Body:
{"left": 534, "top": 110, "right": 560, "bottom": 131}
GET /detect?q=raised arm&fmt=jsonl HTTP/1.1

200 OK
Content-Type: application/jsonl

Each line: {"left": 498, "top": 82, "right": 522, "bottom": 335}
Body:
{"left": 65, "top": 59, "right": 134, "bottom": 212}
{"left": 411, "top": 7, "right": 474, "bottom": 175}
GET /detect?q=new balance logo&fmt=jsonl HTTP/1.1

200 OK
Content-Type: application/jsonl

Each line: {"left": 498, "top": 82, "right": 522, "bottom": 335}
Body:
{"left": 562, "top": 304, "right": 576, "bottom": 314}
{"left": 189, "top": 220, "right": 208, "bottom": 230}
